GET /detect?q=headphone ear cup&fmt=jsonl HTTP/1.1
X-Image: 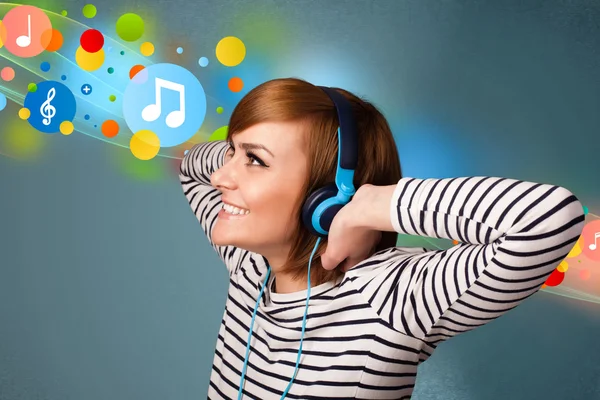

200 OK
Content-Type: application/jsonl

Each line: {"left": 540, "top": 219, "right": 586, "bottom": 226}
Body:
{"left": 301, "top": 184, "right": 339, "bottom": 237}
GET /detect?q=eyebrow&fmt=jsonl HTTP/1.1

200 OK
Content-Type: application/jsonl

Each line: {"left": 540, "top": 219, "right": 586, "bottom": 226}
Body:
{"left": 236, "top": 142, "right": 275, "bottom": 158}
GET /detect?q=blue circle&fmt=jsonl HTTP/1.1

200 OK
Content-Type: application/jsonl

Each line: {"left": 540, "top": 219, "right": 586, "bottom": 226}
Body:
{"left": 84, "top": 114, "right": 90, "bottom": 120}
{"left": 23, "top": 81, "right": 77, "bottom": 134}
{"left": 61, "top": 75, "right": 67, "bottom": 81}
{"left": 122, "top": 63, "right": 207, "bottom": 148}
{"left": 176, "top": 47, "right": 183, "bottom": 54}
{"left": 81, "top": 84, "right": 92, "bottom": 95}
{"left": 40, "top": 62, "right": 51, "bottom": 72}
{"left": 0, "top": 93, "right": 6, "bottom": 111}
{"left": 199, "top": 57, "right": 209, "bottom": 67}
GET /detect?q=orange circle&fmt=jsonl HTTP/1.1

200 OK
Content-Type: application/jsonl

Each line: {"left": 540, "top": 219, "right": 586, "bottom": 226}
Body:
{"left": 1, "top": 67, "right": 15, "bottom": 81}
{"left": 41, "top": 28, "right": 63, "bottom": 52}
{"left": 2, "top": 5, "right": 52, "bottom": 58}
{"left": 129, "top": 64, "right": 145, "bottom": 79}
{"left": 228, "top": 77, "right": 244, "bottom": 92}
{"left": 101, "top": 120, "right": 119, "bottom": 138}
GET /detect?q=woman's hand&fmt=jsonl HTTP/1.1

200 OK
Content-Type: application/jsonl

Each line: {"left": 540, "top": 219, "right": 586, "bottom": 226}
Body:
{"left": 320, "top": 184, "right": 394, "bottom": 272}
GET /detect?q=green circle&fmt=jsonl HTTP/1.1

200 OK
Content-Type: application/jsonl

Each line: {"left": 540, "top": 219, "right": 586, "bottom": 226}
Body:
{"left": 107, "top": 67, "right": 114, "bottom": 74}
{"left": 208, "top": 126, "right": 228, "bottom": 142}
{"left": 27, "top": 83, "right": 37, "bottom": 92}
{"left": 109, "top": 95, "right": 116, "bottom": 102}
{"left": 82, "top": 4, "right": 97, "bottom": 18}
{"left": 61, "top": 10, "right": 68, "bottom": 16}
{"left": 116, "top": 13, "right": 144, "bottom": 42}
{"left": 216, "top": 106, "right": 224, "bottom": 114}
{"left": 120, "top": 50, "right": 125, "bottom": 55}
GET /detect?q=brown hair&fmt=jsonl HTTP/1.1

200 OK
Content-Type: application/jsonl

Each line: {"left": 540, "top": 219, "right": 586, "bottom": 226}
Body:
{"left": 227, "top": 78, "right": 402, "bottom": 286}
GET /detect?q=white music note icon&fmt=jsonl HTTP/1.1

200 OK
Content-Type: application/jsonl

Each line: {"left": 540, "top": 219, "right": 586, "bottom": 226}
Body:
{"left": 16, "top": 14, "right": 32, "bottom": 48}
{"left": 141, "top": 77, "right": 186, "bottom": 128}
{"left": 40, "top": 87, "right": 56, "bottom": 126}
{"left": 589, "top": 232, "right": 600, "bottom": 251}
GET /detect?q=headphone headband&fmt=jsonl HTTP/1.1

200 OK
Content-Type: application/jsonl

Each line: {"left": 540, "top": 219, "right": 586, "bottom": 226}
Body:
{"left": 317, "top": 86, "right": 359, "bottom": 170}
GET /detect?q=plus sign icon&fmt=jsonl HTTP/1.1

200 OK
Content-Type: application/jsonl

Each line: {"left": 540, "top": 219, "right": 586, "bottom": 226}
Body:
{"left": 81, "top": 84, "right": 92, "bottom": 95}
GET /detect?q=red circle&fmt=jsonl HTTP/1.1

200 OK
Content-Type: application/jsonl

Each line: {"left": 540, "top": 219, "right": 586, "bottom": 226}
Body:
{"left": 545, "top": 269, "right": 565, "bottom": 287}
{"left": 80, "top": 29, "right": 104, "bottom": 53}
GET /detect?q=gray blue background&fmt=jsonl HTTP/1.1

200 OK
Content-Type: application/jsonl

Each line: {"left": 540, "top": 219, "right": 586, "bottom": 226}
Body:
{"left": 1, "top": 0, "right": 599, "bottom": 399}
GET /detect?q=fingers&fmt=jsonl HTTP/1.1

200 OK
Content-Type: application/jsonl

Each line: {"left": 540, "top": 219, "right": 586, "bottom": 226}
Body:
{"left": 321, "top": 251, "right": 344, "bottom": 270}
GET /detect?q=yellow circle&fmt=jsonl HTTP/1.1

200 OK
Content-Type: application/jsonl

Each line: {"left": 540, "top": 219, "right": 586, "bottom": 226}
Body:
{"left": 130, "top": 129, "right": 160, "bottom": 160}
{"left": 60, "top": 121, "right": 74, "bottom": 135}
{"left": 140, "top": 41, "right": 154, "bottom": 56}
{"left": 215, "top": 36, "right": 246, "bottom": 67}
{"left": 557, "top": 260, "right": 569, "bottom": 273}
{"left": 0, "top": 20, "right": 5, "bottom": 49}
{"left": 566, "top": 236, "right": 582, "bottom": 258}
{"left": 18, "top": 107, "right": 30, "bottom": 119}
{"left": 75, "top": 46, "right": 105, "bottom": 71}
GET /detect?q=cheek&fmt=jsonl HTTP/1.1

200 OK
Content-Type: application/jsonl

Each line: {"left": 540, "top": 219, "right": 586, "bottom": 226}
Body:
{"left": 246, "top": 182, "right": 303, "bottom": 230}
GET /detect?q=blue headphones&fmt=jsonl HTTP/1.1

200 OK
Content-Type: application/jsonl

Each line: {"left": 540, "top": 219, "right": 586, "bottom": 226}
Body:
{"left": 237, "top": 86, "right": 359, "bottom": 400}
{"left": 301, "top": 86, "right": 359, "bottom": 237}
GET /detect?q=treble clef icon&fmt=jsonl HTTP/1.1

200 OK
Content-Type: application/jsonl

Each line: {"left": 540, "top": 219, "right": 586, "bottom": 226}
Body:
{"left": 40, "top": 87, "right": 57, "bottom": 126}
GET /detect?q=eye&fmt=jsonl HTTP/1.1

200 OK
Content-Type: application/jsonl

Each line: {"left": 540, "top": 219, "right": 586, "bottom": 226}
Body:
{"left": 245, "top": 151, "right": 268, "bottom": 167}
{"left": 224, "top": 142, "right": 234, "bottom": 160}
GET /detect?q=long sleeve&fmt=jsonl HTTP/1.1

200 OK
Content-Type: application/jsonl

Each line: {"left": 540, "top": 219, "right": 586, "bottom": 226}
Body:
{"left": 352, "top": 176, "right": 585, "bottom": 344}
{"left": 179, "top": 140, "right": 249, "bottom": 275}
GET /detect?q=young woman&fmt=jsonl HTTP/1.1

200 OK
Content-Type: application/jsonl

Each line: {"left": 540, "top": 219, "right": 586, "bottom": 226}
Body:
{"left": 179, "top": 78, "right": 585, "bottom": 400}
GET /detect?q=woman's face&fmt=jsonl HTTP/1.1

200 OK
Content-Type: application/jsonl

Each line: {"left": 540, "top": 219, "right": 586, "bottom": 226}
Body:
{"left": 210, "top": 121, "right": 309, "bottom": 259}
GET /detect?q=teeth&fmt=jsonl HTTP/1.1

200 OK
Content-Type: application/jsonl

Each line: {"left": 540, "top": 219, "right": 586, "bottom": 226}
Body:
{"left": 222, "top": 203, "right": 250, "bottom": 215}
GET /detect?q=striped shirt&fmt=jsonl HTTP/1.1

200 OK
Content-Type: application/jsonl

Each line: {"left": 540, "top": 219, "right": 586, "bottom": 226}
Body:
{"left": 179, "top": 140, "right": 585, "bottom": 400}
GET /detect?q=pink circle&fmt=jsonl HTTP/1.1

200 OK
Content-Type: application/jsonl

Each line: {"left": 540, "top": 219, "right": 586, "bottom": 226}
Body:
{"left": 581, "top": 219, "right": 600, "bottom": 262}
{"left": 1, "top": 67, "right": 15, "bottom": 81}
{"left": 1, "top": 5, "right": 52, "bottom": 58}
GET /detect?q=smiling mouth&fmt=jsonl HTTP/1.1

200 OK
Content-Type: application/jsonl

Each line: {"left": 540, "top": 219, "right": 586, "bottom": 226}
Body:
{"left": 221, "top": 203, "right": 250, "bottom": 215}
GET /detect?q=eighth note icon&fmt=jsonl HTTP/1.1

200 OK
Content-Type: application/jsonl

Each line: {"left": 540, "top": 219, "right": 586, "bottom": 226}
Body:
{"left": 142, "top": 77, "right": 186, "bottom": 128}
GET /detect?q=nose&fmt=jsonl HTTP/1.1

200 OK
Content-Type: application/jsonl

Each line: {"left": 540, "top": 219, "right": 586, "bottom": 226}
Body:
{"left": 210, "top": 159, "right": 238, "bottom": 191}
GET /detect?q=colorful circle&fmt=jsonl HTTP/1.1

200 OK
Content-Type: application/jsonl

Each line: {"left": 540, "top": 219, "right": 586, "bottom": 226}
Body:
{"left": 61, "top": 75, "right": 67, "bottom": 81}
{"left": 215, "top": 36, "right": 246, "bottom": 67}
{"left": 1, "top": 5, "right": 53, "bottom": 58}
{"left": 120, "top": 50, "right": 125, "bottom": 55}
{"left": 84, "top": 114, "right": 90, "bottom": 120}
{"left": 209, "top": 126, "right": 228, "bottom": 141}
{"left": 41, "top": 29, "right": 64, "bottom": 52}
{"left": 122, "top": 63, "right": 207, "bottom": 148}
{"left": 60, "top": 121, "right": 74, "bottom": 135}
{"left": 199, "top": 57, "right": 209, "bottom": 67}
{"left": 107, "top": 67, "right": 114, "bottom": 74}
{"left": 177, "top": 47, "right": 183, "bottom": 54}
{"left": 116, "top": 13, "right": 144, "bottom": 42}
{"left": 40, "top": 62, "right": 51, "bottom": 72}
{"left": 130, "top": 129, "right": 160, "bottom": 160}
{"left": 109, "top": 95, "right": 116, "bottom": 102}
{"left": 28, "top": 83, "right": 37, "bottom": 92}
{"left": 101, "top": 120, "right": 119, "bottom": 137}
{"left": 0, "top": 21, "right": 5, "bottom": 49}
{"left": 80, "top": 29, "right": 104, "bottom": 53}
{"left": 0, "top": 93, "right": 6, "bottom": 111}
{"left": 76, "top": 46, "right": 105, "bottom": 71}
{"left": 61, "top": 10, "right": 68, "bottom": 17}
{"left": 140, "top": 42, "right": 154, "bottom": 56}
{"left": 18, "top": 107, "right": 31, "bottom": 119}
{"left": 216, "top": 106, "right": 224, "bottom": 114}
{"left": 1, "top": 67, "right": 15, "bottom": 81}
{"left": 82, "top": 4, "right": 97, "bottom": 18}
{"left": 129, "top": 64, "right": 145, "bottom": 79}
{"left": 23, "top": 80, "right": 77, "bottom": 134}
{"left": 582, "top": 220, "right": 600, "bottom": 261}
{"left": 228, "top": 77, "right": 244, "bottom": 92}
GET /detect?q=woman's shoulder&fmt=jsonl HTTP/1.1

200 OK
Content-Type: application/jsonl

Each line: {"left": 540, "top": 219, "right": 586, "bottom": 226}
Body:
{"left": 345, "top": 246, "right": 433, "bottom": 277}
